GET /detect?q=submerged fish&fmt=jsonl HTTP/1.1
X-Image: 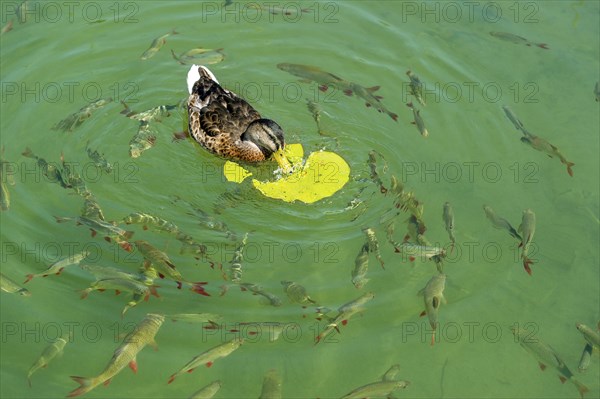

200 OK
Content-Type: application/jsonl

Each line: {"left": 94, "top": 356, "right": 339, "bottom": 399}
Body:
{"left": 502, "top": 105, "right": 526, "bottom": 132}
{"left": 395, "top": 242, "right": 446, "bottom": 262}
{"left": 79, "top": 264, "right": 154, "bottom": 286}
{"left": 54, "top": 216, "right": 134, "bottom": 251}
{"left": 418, "top": 273, "right": 446, "bottom": 346}
{"left": 344, "top": 82, "right": 398, "bottom": 121}
{"left": 351, "top": 243, "right": 370, "bottom": 289}
{"left": 578, "top": 343, "right": 593, "bottom": 373}
{"left": 189, "top": 380, "right": 222, "bottom": 399}
{"left": 1, "top": 19, "right": 13, "bottom": 35}
{"left": 134, "top": 240, "right": 181, "bottom": 283}
{"left": 171, "top": 47, "right": 225, "bottom": 65}
{"left": 306, "top": 98, "right": 323, "bottom": 134}
{"left": 24, "top": 251, "right": 88, "bottom": 283}
{"left": 81, "top": 194, "right": 105, "bottom": 221}
{"left": 595, "top": 82, "right": 599, "bottom": 102}
{"left": 122, "top": 212, "right": 179, "bottom": 234}
{"left": 85, "top": 142, "right": 112, "bottom": 173}
{"left": 442, "top": 202, "right": 456, "bottom": 250}
{"left": 0, "top": 147, "right": 15, "bottom": 211}
{"left": 167, "top": 338, "right": 243, "bottom": 384}
{"left": 576, "top": 323, "right": 600, "bottom": 348}
{"left": 363, "top": 227, "right": 384, "bottom": 268}
{"left": 518, "top": 209, "right": 536, "bottom": 275}
{"left": 511, "top": 327, "right": 588, "bottom": 398}
{"left": 52, "top": 98, "right": 112, "bottom": 132}
{"left": 315, "top": 292, "right": 375, "bottom": 344}
{"left": 68, "top": 313, "right": 164, "bottom": 397}
{"left": 166, "top": 313, "right": 221, "bottom": 327}
{"left": 0, "top": 273, "right": 30, "bottom": 296}
{"left": 520, "top": 132, "right": 575, "bottom": 177}
{"left": 490, "top": 31, "right": 549, "bottom": 49}
{"left": 277, "top": 62, "right": 348, "bottom": 92}
{"left": 368, "top": 150, "right": 388, "bottom": 194}
{"left": 406, "top": 70, "right": 426, "bottom": 106}
{"left": 281, "top": 280, "right": 317, "bottom": 306}
{"left": 259, "top": 369, "right": 282, "bottom": 399}
{"left": 129, "top": 122, "right": 157, "bottom": 158}
{"left": 406, "top": 102, "right": 428, "bottom": 137}
{"left": 483, "top": 205, "right": 521, "bottom": 241}
{"left": 229, "top": 233, "right": 248, "bottom": 283}
{"left": 340, "top": 380, "right": 409, "bottom": 399}
{"left": 141, "top": 30, "right": 178, "bottom": 60}
{"left": 120, "top": 102, "right": 177, "bottom": 123}
{"left": 239, "top": 283, "right": 282, "bottom": 307}
{"left": 28, "top": 333, "right": 70, "bottom": 386}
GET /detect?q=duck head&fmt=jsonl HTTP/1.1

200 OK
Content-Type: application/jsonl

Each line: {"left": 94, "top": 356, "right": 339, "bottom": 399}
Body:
{"left": 242, "top": 119, "right": 292, "bottom": 173}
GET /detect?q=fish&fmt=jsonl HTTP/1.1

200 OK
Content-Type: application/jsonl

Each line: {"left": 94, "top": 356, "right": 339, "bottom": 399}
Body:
{"left": 395, "top": 242, "right": 446, "bottom": 263}
{"left": 27, "top": 332, "right": 70, "bottom": 386}
{"left": 277, "top": 63, "right": 348, "bottom": 92}
{"left": 442, "top": 202, "right": 456, "bottom": 251}
{"left": 381, "top": 364, "right": 403, "bottom": 382}
{"left": 122, "top": 212, "right": 179, "bottom": 234}
{"left": 67, "top": 313, "right": 164, "bottom": 397}
{"left": 134, "top": 240, "right": 181, "bottom": 284}
{"left": 520, "top": 131, "right": 575, "bottom": 177}
{"left": 0, "top": 273, "right": 31, "bottom": 296}
{"left": 81, "top": 194, "right": 105, "bottom": 221}
{"left": 315, "top": 292, "right": 375, "bottom": 344}
{"left": 224, "top": 322, "right": 290, "bottom": 342}
{"left": 79, "top": 277, "right": 159, "bottom": 300}
{"left": 166, "top": 313, "right": 222, "bottom": 327}
{"left": 483, "top": 205, "right": 522, "bottom": 241}
{"left": 79, "top": 264, "right": 154, "bottom": 286}
{"left": 418, "top": 273, "right": 447, "bottom": 346}
{"left": 1, "top": 19, "right": 13, "bottom": 35}
{"left": 239, "top": 283, "right": 282, "bottom": 307}
{"left": 490, "top": 31, "right": 549, "bottom": 49}
{"left": 368, "top": 151, "right": 388, "bottom": 194}
{"left": 167, "top": 338, "right": 243, "bottom": 384}
{"left": 120, "top": 102, "right": 177, "bottom": 123}
{"left": 595, "top": 82, "right": 600, "bottom": 102}
{"left": 171, "top": 47, "right": 225, "bottom": 65}
{"left": 502, "top": 105, "right": 526, "bottom": 132}
{"left": 129, "top": 122, "right": 157, "bottom": 158}
{"left": 21, "top": 147, "right": 70, "bottom": 188}
{"left": 406, "top": 70, "right": 426, "bottom": 106}
{"left": 363, "top": 227, "right": 385, "bottom": 268}
{"left": 511, "top": 327, "right": 588, "bottom": 398}
{"left": 16, "top": 1, "right": 28, "bottom": 23}
{"left": 229, "top": 233, "right": 248, "bottom": 283}
{"left": 24, "top": 250, "right": 88, "bottom": 283}
{"left": 140, "top": 30, "right": 178, "bottom": 60}
{"left": 340, "top": 380, "right": 409, "bottom": 398}
{"left": 343, "top": 82, "right": 398, "bottom": 121}
{"left": 518, "top": 209, "right": 536, "bottom": 275}
{"left": 54, "top": 216, "right": 134, "bottom": 251}
{"left": 0, "top": 153, "right": 13, "bottom": 211}
{"left": 259, "top": 369, "right": 282, "bottom": 399}
{"left": 306, "top": 98, "right": 323, "bottom": 134}
{"left": 351, "top": 243, "right": 370, "bottom": 289}
{"left": 576, "top": 323, "right": 600, "bottom": 348}
{"left": 52, "top": 98, "right": 112, "bottom": 132}
{"left": 85, "top": 142, "right": 112, "bottom": 173}
{"left": 281, "top": 280, "right": 317, "bottom": 305}
{"left": 578, "top": 343, "right": 593, "bottom": 373}
{"left": 189, "top": 380, "right": 222, "bottom": 399}
{"left": 406, "top": 102, "right": 428, "bottom": 137}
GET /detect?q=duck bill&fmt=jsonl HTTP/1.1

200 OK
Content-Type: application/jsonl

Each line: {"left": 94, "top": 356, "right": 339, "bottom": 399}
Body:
{"left": 271, "top": 149, "right": 292, "bottom": 174}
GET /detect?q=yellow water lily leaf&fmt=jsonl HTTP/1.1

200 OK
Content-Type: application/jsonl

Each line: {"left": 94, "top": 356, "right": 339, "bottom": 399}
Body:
{"left": 223, "top": 143, "right": 349, "bottom": 203}
{"left": 252, "top": 149, "right": 350, "bottom": 203}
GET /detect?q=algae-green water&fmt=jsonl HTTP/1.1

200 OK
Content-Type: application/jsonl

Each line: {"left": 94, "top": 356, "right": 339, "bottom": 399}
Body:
{"left": 1, "top": 1, "right": 599, "bottom": 398}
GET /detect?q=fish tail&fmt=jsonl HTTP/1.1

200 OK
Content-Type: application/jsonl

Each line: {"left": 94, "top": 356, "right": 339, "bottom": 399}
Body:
{"left": 537, "top": 43, "right": 549, "bottom": 50}
{"left": 566, "top": 162, "right": 574, "bottom": 177}
{"left": 67, "top": 376, "right": 96, "bottom": 397}
{"left": 191, "top": 282, "right": 210, "bottom": 296}
{"left": 149, "top": 285, "right": 160, "bottom": 298}
{"left": 389, "top": 112, "right": 398, "bottom": 122}
{"left": 572, "top": 378, "right": 589, "bottom": 398}
{"left": 523, "top": 257, "right": 533, "bottom": 275}
{"left": 167, "top": 374, "right": 177, "bottom": 384}
{"left": 23, "top": 274, "right": 34, "bottom": 284}
{"left": 54, "top": 216, "right": 71, "bottom": 223}
{"left": 123, "top": 230, "right": 135, "bottom": 240}
{"left": 79, "top": 289, "right": 90, "bottom": 299}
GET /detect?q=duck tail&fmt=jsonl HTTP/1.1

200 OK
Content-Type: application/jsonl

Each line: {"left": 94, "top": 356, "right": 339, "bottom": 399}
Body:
{"left": 198, "top": 65, "right": 218, "bottom": 83}
{"left": 187, "top": 64, "right": 201, "bottom": 94}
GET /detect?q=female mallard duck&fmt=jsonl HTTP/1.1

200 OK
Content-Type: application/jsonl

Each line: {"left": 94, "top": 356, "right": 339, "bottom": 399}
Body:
{"left": 186, "top": 64, "right": 291, "bottom": 172}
